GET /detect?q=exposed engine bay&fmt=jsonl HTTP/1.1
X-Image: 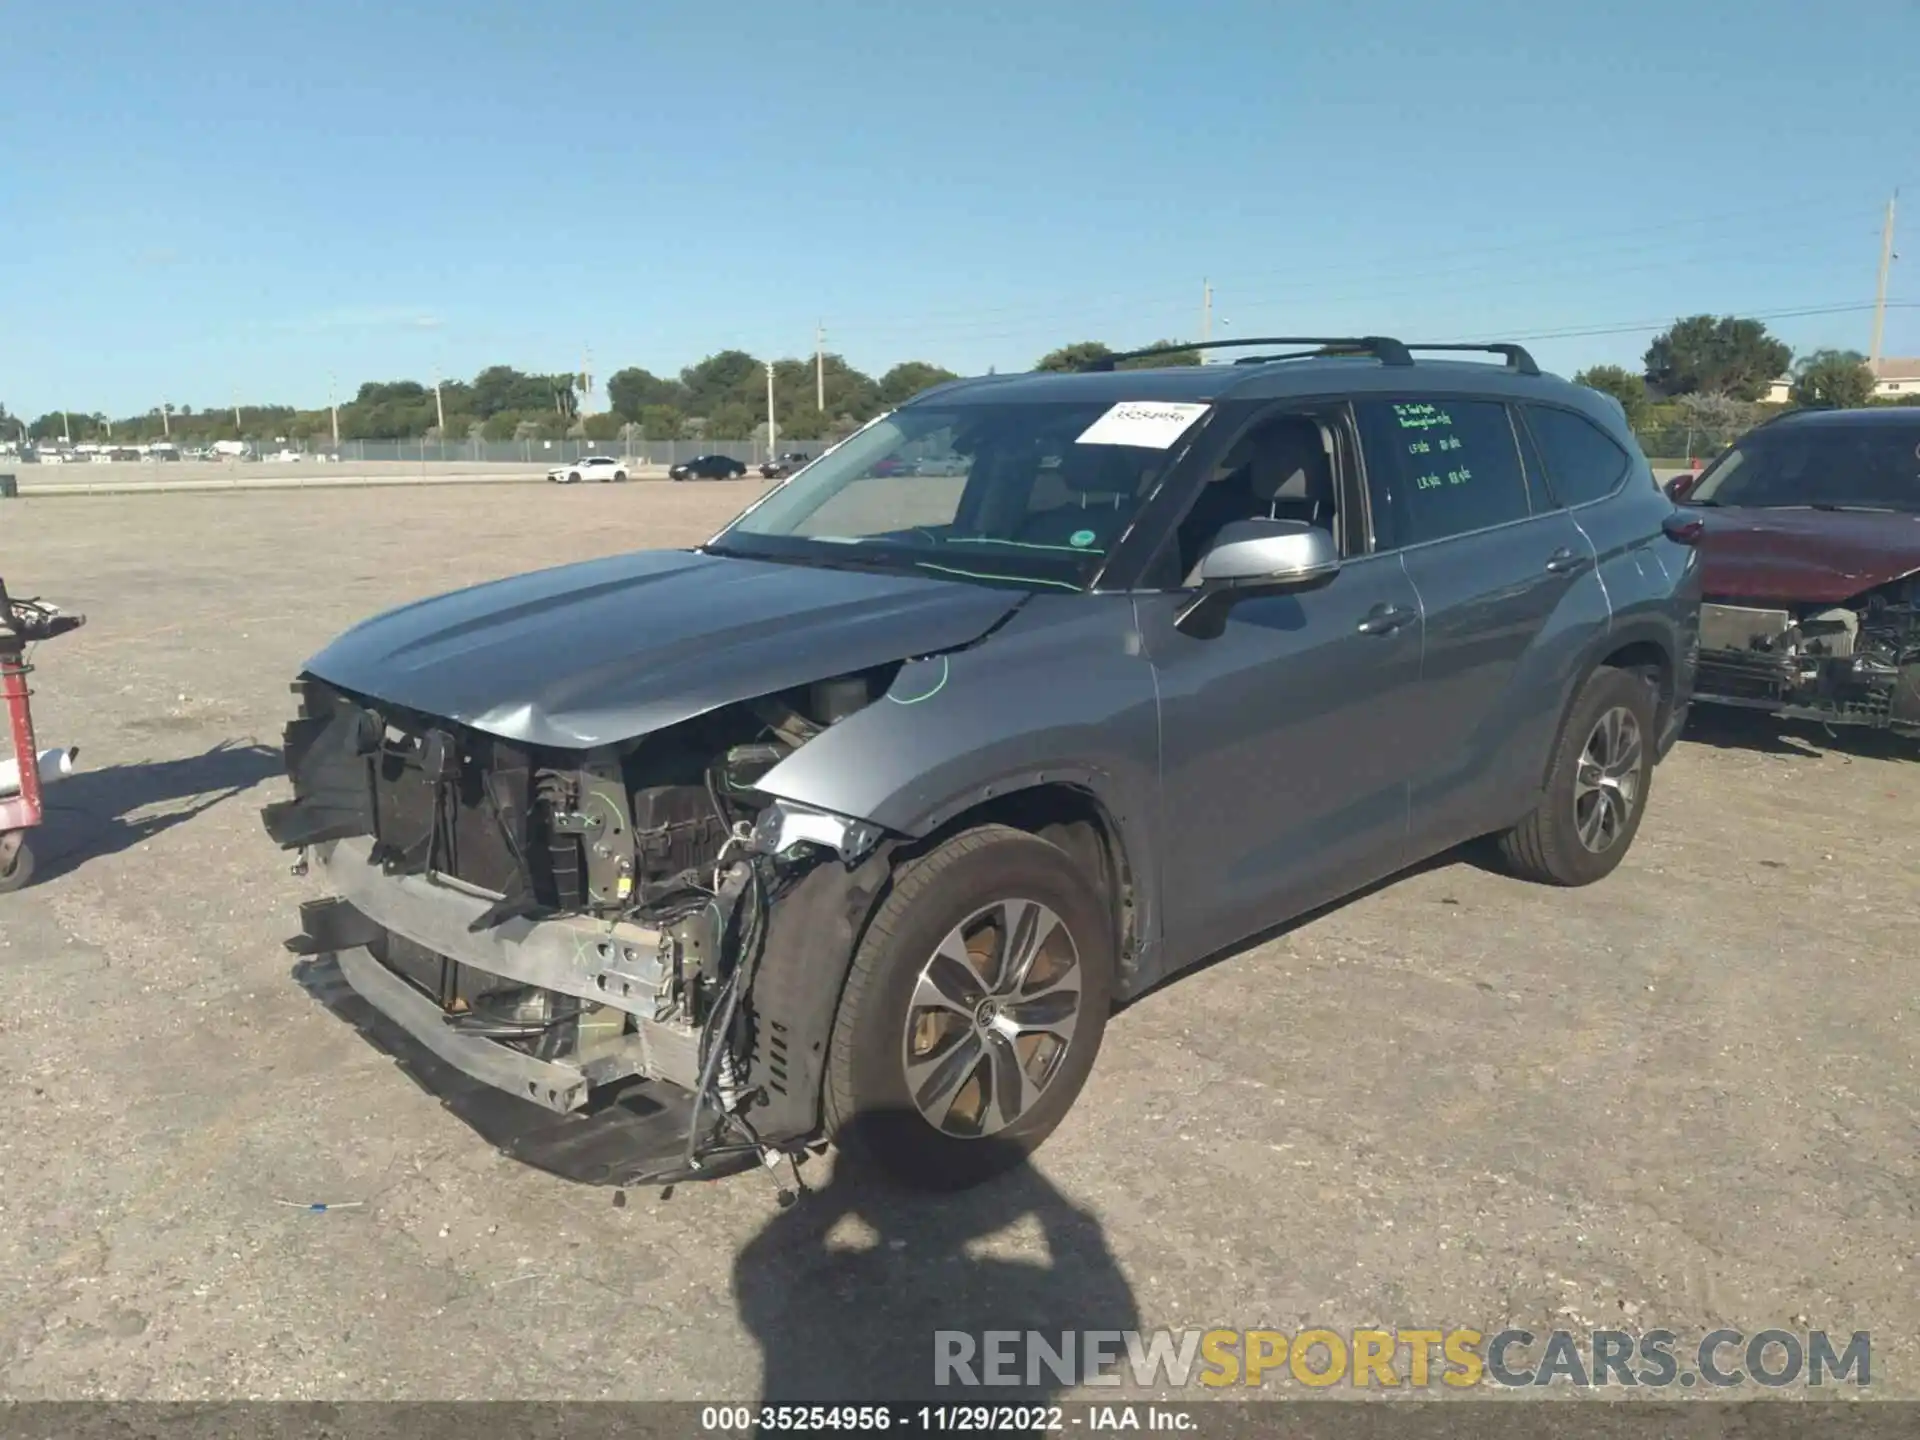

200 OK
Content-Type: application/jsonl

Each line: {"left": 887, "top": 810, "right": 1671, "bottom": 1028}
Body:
{"left": 261, "top": 663, "right": 902, "bottom": 1189}
{"left": 1695, "top": 577, "right": 1920, "bottom": 734}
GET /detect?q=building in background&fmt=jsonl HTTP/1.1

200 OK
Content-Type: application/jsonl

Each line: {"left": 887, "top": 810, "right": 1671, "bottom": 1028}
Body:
{"left": 1869, "top": 357, "right": 1920, "bottom": 398}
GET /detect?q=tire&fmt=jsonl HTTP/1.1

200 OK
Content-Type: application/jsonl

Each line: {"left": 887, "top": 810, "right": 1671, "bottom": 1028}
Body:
{"left": 823, "top": 824, "right": 1114, "bottom": 1190}
{"left": 0, "top": 836, "right": 35, "bottom": 894}
{"left": 1494, "top": 665, "right": 1658, "bottom": 887}
{"left": 567, "top": 471, "right": 581, "bottom": 484}
{"left": 613, "top": 470, "right": 627, "bottom": 483}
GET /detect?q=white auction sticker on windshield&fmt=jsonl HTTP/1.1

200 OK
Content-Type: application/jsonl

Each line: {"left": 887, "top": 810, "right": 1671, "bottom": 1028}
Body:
{"left": 1075, "top": 401, "right": 1210, "bottom": 449}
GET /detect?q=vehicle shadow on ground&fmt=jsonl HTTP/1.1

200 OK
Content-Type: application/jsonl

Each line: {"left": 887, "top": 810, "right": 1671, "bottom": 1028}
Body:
{"left": 28, "top": 739, "right": 281, "bottom": 881}
{"left": 735, "top": 1125, "right": 1139, "bottom": 1411}
{"left": 1679, "top": 705, "right": 1915, "bottom": 762}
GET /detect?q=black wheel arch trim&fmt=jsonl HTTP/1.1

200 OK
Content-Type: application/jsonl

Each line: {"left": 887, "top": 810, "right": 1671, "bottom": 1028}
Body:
{"left": 743, "top": 769, "right": 1153, "bottom": 1145}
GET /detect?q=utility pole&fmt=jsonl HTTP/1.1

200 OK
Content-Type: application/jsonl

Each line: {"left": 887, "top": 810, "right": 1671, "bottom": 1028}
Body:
{"left": 159, "top": 402, "right": 170, "bottom": 439}
{"left": 61, "top": 411, "right": 70, "bottom": 444}
{"left": 232, "top": 390, "right": 242, "bottom": 434}
{"left": 1870, "top": 189, "right": 1899, "bottom": 368}
{"left": 329, "top": 375, "right": 340, "bottom": 448}
{"left": 433, "top": 374, "right": 446, "bottom": 434}
{"left": 815, "top": 322, "right": 826, "bottom": 412}
{"left": 766, "top": 360, "right": 778, "bottom": 460}
{"left": 1201, "top": 279, "right": 1212, "bottom": 345}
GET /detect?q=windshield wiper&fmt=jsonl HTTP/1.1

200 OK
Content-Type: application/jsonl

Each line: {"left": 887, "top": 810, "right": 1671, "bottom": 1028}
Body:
{"left": 1808, "top": 502, "right": 1898, "bottom": 513}
{"left": 702, "top": 541, "right": 920, "bottom": 575}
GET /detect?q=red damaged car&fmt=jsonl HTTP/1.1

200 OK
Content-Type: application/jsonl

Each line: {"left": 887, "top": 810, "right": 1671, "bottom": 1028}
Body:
{"left": 1667, "top": 407, "right": 1920, "bottom": 737}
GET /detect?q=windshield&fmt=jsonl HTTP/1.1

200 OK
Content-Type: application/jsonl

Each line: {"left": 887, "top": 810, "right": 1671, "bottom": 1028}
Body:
{"left": 708, "top": 399, "right": 1207, "bottom": 589}
{"left": 1690, "top": 421, "right": 1920, "bottom": 512}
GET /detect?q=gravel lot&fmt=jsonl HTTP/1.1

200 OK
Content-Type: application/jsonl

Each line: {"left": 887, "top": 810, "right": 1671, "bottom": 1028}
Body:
{"left": 1, "top": 481, "right": 1915, "bottom": 1403}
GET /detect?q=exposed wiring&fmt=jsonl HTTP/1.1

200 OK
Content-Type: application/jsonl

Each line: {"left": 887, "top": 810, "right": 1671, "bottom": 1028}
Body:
{"left": 681, "top": 859, "right": 771, "bottom": 1174}
{"left": 886, "top": 654, "right": 950, "bottom": 705}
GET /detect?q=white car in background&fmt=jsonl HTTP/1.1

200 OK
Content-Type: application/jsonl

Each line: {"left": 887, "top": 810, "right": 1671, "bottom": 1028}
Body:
{"left": 546, "top": 455, "right": 628, "bottom": 484}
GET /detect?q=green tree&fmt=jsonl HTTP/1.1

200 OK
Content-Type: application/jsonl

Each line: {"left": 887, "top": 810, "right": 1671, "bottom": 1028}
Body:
{"left": 1643, "top": 315, "right": 1790, "bottom": 401}
{"left": 1573, "top": 364, "right": 1650, "bottom": 426}
{"left": 606, "top": 366, "right": 688, "bottom": 420}
{"left": 470, "top": 365, "right": 568, "bottom": 418}
{"left": 581, "top": 411, "right": 626, "bottom": 442}
{"left": 30, "top": 412, "right": 84, "bottom": 441}
{"left": 1789, "top": 349, "right": 1874, "bottom": 409}
{"left": 1118, "top": 340, "right": 1202, "bottom": 370}
{"left": 878, "top": 361, "right": 961, "bottom": 406}
{"left": 680, "top": 350, "right": 762, "bottom": 417}
{"left": 1036, "top": 341, "right": 1114, "bottom": 372}
{"left": 706, "top": 400, "right": 758, "bottom": 439}
{"left": 479, "top": 410, "right": 524, "bottom": 442}
{"left": 637, "top": 404, "right": 686, "bottom": 440}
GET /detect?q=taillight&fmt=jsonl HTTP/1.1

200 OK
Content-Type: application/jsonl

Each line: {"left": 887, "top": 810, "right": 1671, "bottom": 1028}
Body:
{"left": 1661, "top": 514, "right": 1705, "bottom": 546}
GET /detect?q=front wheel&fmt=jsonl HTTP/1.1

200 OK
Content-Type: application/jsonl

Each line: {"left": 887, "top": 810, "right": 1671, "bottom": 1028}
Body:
{"left": 1494, "top": 665, "right": 1657, "bottom": 886}
{"left": 0, "top": 836, "right": 36, "bottom": 894}
{"left": 824, "top": 825, "right": 1114, "bottom": 1190}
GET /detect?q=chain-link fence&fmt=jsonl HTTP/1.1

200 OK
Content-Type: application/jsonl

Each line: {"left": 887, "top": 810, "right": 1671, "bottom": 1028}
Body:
{"left": 1632, "top": 423, "right": 1745, "bottom": 467}
{"left": 316, "top": 437, "right": 829, "bottom": 467}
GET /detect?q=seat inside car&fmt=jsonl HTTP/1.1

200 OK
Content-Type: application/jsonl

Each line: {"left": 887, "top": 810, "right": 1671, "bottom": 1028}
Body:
{"left": 1252, "top": 419, "right": 1336, "bottom": 532}
{"left": 1175, "top": 415, "right": 1338, "bottom": 575}
{"left": 1014, "top": 449, "right": 1146, "bottom": 552}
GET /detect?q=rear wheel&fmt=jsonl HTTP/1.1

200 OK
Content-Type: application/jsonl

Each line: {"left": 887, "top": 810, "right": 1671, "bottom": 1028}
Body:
{"left": 1494, "top": 666, "right": 1657, "bottom": 886}
{"left": 0, "top": 836, "right": 36, "bottom": 894}
{"left": 613, "top": 470, "right": 627, "bottom": 483}
{"left": 824, "top": 825, "right": 1114, "bottom": 1190}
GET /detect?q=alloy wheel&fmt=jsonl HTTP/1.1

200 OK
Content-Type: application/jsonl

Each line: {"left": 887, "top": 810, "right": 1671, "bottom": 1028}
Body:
{"left": 901, "top": 898, "right": 1083, "bottom": 1138}
{"left": 1573, "top": 705, "right": 1643, "bottom": 854}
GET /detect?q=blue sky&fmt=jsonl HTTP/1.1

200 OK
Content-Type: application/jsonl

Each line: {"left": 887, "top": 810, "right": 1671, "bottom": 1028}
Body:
{"left": 4, "top": 0, "right": 1915, "bottom": 417}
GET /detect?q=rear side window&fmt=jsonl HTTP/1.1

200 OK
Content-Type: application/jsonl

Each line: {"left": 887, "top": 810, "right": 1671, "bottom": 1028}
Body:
{"left": 1524, "top": 406, "right": 1630, "bottom": 508}
{"left": 1357, "top": 398, "right": 1531, "bottom": 547}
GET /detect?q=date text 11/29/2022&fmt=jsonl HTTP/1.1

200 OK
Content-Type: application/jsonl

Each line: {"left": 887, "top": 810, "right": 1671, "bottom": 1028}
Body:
{"left": 701, "top": 1404, "right": 1196, "bottom": 1433}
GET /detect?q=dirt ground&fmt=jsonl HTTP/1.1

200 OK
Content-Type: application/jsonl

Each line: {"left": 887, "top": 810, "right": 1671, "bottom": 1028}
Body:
{"left": 1, "top": 481, "right": 1915, "bottom": 1403}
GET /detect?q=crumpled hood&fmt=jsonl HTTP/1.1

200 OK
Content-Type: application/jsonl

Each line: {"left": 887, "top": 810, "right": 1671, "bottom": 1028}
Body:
{"left": 303, "top": 549, "right": 1023, "bottom": 749}
{"left": 1696, "top": 506, "right": 1920, "bottom": 605}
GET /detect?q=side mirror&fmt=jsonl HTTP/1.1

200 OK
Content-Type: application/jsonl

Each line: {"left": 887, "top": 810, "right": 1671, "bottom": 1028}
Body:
{"left": 1664, "top": 471, "right": 1698, "bottom": 502}
{"left": 1176, "top": 518, "right": 1341, "bottom": 636}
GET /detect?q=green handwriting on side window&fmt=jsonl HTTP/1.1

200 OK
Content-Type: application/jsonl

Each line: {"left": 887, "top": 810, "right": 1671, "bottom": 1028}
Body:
{"left": 1407, "top": 435, "right": 1465, "bottom": 457}
{"left": 1415, "top": 465, "right": 1474, "bottom": 492}
{"left": 1394, "top": 402, "right": 1454, "bottom": 432}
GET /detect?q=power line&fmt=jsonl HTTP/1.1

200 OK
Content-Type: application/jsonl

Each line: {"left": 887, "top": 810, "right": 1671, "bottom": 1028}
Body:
{"left": 825, "top": 188, "right": 1907, "bottom": 339}
{"left": 1503, "top": 299, "right": 1919, "bottom": 344}
{"left": 827, "top": 232, "right": 1883, "bottom": 354}
{"left": 828, "top": 228, "right": 1883, "bottom": 349}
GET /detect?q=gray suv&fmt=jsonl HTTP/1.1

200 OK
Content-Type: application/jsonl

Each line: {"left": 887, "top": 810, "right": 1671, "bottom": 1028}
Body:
{"left": 263, "top": 336, "right": 1701, "bottom": 1193}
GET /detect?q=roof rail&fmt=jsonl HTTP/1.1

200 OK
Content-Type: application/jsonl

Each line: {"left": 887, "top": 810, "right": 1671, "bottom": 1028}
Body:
{"left": 1401, "top": 342, "right": 1541, "bottom": 376}
{"left": 1080, "top": 336, "right": 1415, "bottom": 371}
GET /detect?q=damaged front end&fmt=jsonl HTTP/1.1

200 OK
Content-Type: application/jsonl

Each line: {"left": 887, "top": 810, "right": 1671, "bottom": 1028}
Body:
{"left": 1695, "top": 577, "right": 1920, "bottom": 734}
{"left": 262, "top": 668, "right": 898, "bottom": 1189}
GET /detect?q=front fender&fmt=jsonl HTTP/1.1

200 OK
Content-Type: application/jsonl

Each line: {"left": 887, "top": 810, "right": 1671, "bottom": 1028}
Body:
{"left": 753, "top": 591, "right": 1164, "bottom": 964}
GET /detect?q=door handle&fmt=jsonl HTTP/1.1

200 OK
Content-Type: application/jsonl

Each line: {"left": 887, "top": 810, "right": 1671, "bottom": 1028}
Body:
{"left": 1545, "top": 546, "right": 1586, "bottom": 574}
{"left": 1357, "top": 604, "right": 1416, "bottom": 636}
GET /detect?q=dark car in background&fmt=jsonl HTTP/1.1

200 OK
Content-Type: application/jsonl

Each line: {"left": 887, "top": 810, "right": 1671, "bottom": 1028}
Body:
{"left": 760, "top": 451, "right": 812, "bottom": 480}
{"left": 669, "top": 454, "right": 748, "bottom": 481}
{"left": 263, "top": 335, "right": 1699, "bottom": 1192}
{"left": 1669, "top": 407, "right": 1920, "bottom": 737}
